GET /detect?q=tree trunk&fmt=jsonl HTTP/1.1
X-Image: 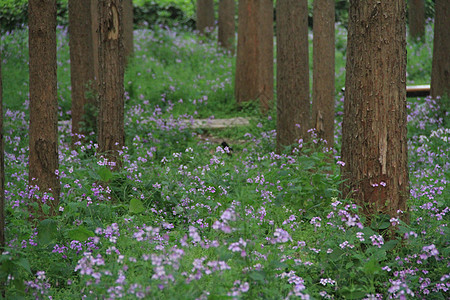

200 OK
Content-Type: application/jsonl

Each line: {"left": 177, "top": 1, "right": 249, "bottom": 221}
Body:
{"left": 431, "top": 0, "right": 450, "bottom": 99}
{"left": 91, "top": 0, "right": 100, "bottom": 84}
{"left": 312, "top": 0, "right": 335, "bottom": 147}
{"left": 69, "top": 0, "right": 96, "bottom": 142}
{"left": 408, "top": 0, "right": 425, "bottom": 41}
{"left": 341, "top": 0, "right": 409, "bottom": 222}
{"left": 235, "top": 0, "right": 274, "bottom": 113}
{"left": 276, "top": 0, "right": 310, "bottom": 150}
{"left": 123, "top": 0, "right": 134, "bottom": 63}
{"left": 197, "top": 0, "right": 215, "bottom": 35}
{"left": 218, "top": 0, "right": 235, "bottom": 53}
{"left": 97, "top": 0, "right": 125, "bottom": 168}
{"left": 28, "top": 0, "right": 60, "bottom": 216}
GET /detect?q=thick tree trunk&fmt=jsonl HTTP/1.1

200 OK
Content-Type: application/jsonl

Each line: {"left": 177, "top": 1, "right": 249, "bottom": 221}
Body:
{"left": 408, "top": 0, "right": 425, "bottom": 40}
{"left": 312, "top": 0, "right": 335, "bottom": 147}
{"left": 123, "top": 0, "right": 134, "bottom": 63}
{"left": 235, "top": 0, "right": 273, "bottom": 113}
{"left": 91, "top": 0, "right": 99, "bottom": 84}
{"left": 341, "top": 0, "right": 409, "bottom": 222}
{"left": 197, "top": 0, "right": 215, "bottom": 35}
{"left": 69, "top": 0, "right": 96, "bottom": 142}
{"left": 276, "top": 0, "right": 310, "bottom": 150}
{"left": 28, "top": 0, "right": 60, "bottom": 216}
{"left": 218, "top": 0, "right": 235, "bottom": 53}
{"left": 97, "top": 0, "right": 125, "bottom": 168}
{"left": 431, "top": 0, "right": 450, "bottom": 99}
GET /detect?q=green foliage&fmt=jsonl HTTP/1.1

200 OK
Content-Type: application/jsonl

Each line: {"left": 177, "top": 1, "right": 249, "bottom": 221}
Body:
{"left": 0, "top": 0, "right": 195, "bottom": 33}
{"left": 1, "top": 16, "right": 448, "bottom": 300}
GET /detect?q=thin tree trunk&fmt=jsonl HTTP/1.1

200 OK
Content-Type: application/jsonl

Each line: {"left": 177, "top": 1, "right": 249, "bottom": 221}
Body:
{"left": 408, "top": 0, "right": 425, "bottom": 40}
{"left": 235, "top": 0, "right": 273, "bottom": 113}
{"left": 123, "top": 0, "right": 134, "bottom": 63}
{"left": 341, "top": 0, "right": 409, "bottom": 222}
{"left": 312, "top": 0, "right": 335, "bottom": 147}
{"left": 197, "top": 0, "right": 215, "bottom": 35}
{"left": 69, "top": 0, "right": 96, "bottom": 142}
{"left": 431, "top": 0, "right": 450, "bottom": 99}
{"left": 276, "top": 0, "right": 310, "bottom": 150}
{"left": 218, "top": 0, "right": 235, "bottom": 53}
{"left": 28, "top": 0, "right": 60, "bottom": 216}
{"left": 97, "top": 0, "right": 125, "bottom": 169}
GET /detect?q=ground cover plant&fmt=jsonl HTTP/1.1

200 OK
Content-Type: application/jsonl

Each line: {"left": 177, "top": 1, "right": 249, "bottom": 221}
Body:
{"left": 1, "top": 19, "right": 449, "bottom": 299}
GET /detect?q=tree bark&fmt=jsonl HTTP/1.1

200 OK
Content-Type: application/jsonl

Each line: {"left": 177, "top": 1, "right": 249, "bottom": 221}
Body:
{"left": 28, "top": 0, "right": 60, "bottom": 216}
{"left": 123, "top": 0, "right": 134, "bottom": 63}
{"left": 197, "top": 0, "right": 215, "bottom": 35}
{"left": 408, "top": 0, "right": 425, "bottom": 40}
{"left": 69, "top": 0, "right": 96, "bottom": 142}
{"left": 312, "top": 0, "right": 335, "bottom": 147}
{"left": 276, "top": 0, "right": 310, "bottom": 150}
{"left": 341, "top": 0, "right": 409, "bottom": 222}
{"left": 91, "top": 0, "right": 100, "bottom": 84}
{"left": 431, "top": 0, "right": 450, "bottom": 99}
{"left": 97, "top": 0, "right": 125, "bottom": 169}
{"left": 218, "top": 0, "right": 235, "bottom": 53}
{"left": 235, "top": 0, "right": 274, "bottom": 113}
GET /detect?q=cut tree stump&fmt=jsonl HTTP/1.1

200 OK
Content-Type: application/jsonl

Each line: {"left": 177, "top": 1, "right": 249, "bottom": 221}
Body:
{"left": 406, "top": 85, "right": 430, "bottom": 98}
{"left": 181, "top": 117, "right": 251, "bottom": 129}
{"left": 59, "top": 117, "right": 252, "bottom": 130}
{"left": 342, "top": 85, "right": 431, "bottom": 98}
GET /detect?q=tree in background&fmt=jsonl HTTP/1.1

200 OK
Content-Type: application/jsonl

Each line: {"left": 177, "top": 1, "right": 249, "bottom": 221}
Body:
{"left": 97, "top": 0, "right": 125, "bottom": 169}
{"left": 235, "top": 0, "right": 273, "bottom": 113}
{"left": 218, "top": 0, "right": 235, "bottom": 53}
{"left": 341, "top": 0, "right": 409, "bottom": 222}
{"left": 196, "top": 0, "right": 214, "bottom": 35}
{"left": 28, "top": 0, "right": 60, "bottom": 216}
{"left": 312, "top": 0, "right": 335, "bottom": 148}
{"left": 408, "top": 0, "right": 425, "bottom": 40}
{"left": 123, "top": 0, "right": 134, "bottom": 63}
{"left": 431, "top": 0, "right": 450, "bottom": 99}
{"left": 69, "top": 0, "right": 96, "bottom": 143}
{"left": 276, "top": 0, "right": 310, "bottom": 150}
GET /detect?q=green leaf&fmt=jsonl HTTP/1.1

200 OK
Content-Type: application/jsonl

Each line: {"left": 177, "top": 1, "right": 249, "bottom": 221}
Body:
{"left": 16, "top": 258, "right": 32, "bottom": 274}
{"left": 97, "top": 167, "right": 113, "bottom": 182}
{"left": 382, "top": 239, "right": 399, "bottom": 251}
{"left": 249, "top": 270, "right": 266, "bottom": 283}
{"left": 67, "top": 227, "right": 95, "bottom": 242}
{"left": 329, "top": 247, "right": 344, "bottom": 260}
{"left": 370, "top": 213, "right": 391, "bottom": 230}
{"left": 129, "top": 198, "right": 145, "bottom": 214}
{"left": 363, "top": 258, "right": 381, "bottom": 275}
{"left": 362, "top": 227, "right": 377, "bottom": 238}
{"left": 269, "top": 259, "right": 288, "bottom": 269}
{"left": 37, "top": 219, "right": 58, "bottom": 245}
{"left": 341, "top": 290, "right": 368, "bottom": 300}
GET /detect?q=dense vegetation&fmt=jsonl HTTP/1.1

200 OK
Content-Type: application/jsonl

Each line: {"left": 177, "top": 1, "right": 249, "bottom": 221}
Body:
{"left": 0, "top": 0, "right": 437, "bottom": 33}
{"left": 1, "top": 10, "right": 449, "bottom": 300}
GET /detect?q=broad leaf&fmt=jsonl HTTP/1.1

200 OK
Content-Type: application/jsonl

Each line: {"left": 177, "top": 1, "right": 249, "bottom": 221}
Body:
{"left": 129, "top": 198, "right": 145, "bottom": 214}
{"left": 249, "top": 270, "right": 266, "bottom": 283}
{"left": 67, "top": 227, "right": 95, "bottom": 242}
{"left": 37, "top": 219, "right": 58, "bottom": 245}
{"left": 97, "top": 167, "right": 113, "bottom": 182}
